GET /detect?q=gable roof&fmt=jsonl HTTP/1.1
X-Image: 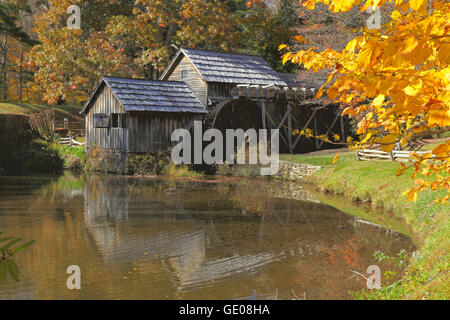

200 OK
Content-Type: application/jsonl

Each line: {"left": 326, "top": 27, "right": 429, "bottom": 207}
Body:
{"left": 82, "top": 77, "right": 207, "bottom": 114}
{"left": 161, "top": 48, "right": 287, "bottom": 86}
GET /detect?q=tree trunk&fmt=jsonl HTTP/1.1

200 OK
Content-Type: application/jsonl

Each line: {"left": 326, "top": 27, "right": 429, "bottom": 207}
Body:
{"left": 1, "top": 36, "right": 8, "bottom": 100}
{"left": 19, "top": 46, "right": 23, "bottom": 102}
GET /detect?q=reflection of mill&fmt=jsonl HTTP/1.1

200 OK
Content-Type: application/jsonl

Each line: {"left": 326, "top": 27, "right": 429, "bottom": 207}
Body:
{"left": 83, "top": 176, "right": 283, "bottom": 292}
{"left": 83, "top": 176, "right": 413, "bottom": 295}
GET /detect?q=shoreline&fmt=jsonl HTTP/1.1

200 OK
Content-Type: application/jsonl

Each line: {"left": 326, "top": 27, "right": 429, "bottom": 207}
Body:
{"left": 291, "top": 153, "right": 449, "bottom": 299}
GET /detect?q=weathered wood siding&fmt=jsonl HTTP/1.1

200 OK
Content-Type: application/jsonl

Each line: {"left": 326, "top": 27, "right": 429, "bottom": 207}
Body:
{"left": 207, "top": 82, "right": 235, "bottom": 100}
{"left": 128, "top": 112, "right": 202, "bottom": 153}
{"left": 166, "top": 56, "right": 208, "bottom": 106}
{"left": 85, "top": 85, "right": 128, "bottom": 150}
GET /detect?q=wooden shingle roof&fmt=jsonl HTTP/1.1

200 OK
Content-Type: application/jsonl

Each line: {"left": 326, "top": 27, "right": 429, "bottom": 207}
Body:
{"left": 83, "top": 77, "right": 207, "bottom": 114}
{"left": 162, "top": 48, "right": 287, "bottom": 86}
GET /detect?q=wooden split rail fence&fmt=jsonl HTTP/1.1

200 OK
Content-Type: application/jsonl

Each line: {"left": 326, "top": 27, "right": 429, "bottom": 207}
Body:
{"left": 60, "top": 135, "right": 85, "bottom": 147}
{"left": 356, "top": 149, "right": 432, "bottom": 162}
{"left": 53, "top": 118, "right": 85, "bottom": 136}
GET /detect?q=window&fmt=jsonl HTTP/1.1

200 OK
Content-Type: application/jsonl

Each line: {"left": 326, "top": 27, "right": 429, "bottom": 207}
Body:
{"left": 120, "top": 114, "right": 127, "bottom": 128}
{"left": 93, "top": 114, "right": 109, "bottom": 128}
{"left": 181, "top": 70, "right": 188, "bottom": 79}
{"left": 111, "top": 113, "right": 119, "bottom": 128}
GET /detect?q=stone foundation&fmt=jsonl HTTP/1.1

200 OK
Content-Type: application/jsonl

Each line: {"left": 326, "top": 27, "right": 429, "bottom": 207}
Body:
{"left": 277, "top": 160, "right": 322, "bottom": 181}
{"left": 87, "top": 148, "right": 128, "bottom": 174}
{"left": 86, "top": 148, "right": 171, "bottom": 175}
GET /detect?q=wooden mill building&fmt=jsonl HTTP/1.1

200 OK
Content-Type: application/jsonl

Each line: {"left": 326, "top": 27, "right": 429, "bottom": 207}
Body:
{"left": 161, "top": 48, "right": 347, "bottom": 153}
{"left": 83, "top": 47, "right": 349, "bottom": 158}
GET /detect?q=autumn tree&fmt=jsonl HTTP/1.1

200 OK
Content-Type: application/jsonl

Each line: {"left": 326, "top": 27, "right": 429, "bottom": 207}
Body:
{"left": 281, "top": 0, "right": 449, "bottom": 203}
{"left": 234, "top": 0, "right": 297, "bottom": 72}
{"left": 0, "top": 0, "right": 38, "bottom": 100}
{"left": 26, "top": 0, "right": 135, "bottom": 105}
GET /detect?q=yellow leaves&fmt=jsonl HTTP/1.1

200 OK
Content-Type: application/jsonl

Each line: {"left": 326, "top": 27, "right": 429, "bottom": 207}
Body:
{"left": 329, "top": 0, "right": 359, "bottom": 12}
{"left": 372, "top": 94, "right": 385, "bottom": 107}
{"left": 396, "top": 163, "right": 406, "bottom": 176}
{"left": 378, "top": 134, "right": 397, "bottom": 152}
{"left": 390, "top": 10, "right": 402, "bottom": 20}
{"left": 294, "top": 35, "right": 307, "bottom": 43}
{"left": 342, "top": 106, "right": 356, "bottom": 117}
{"left": 401, "top": 35, "right": 419, "bottom": 55}
{"left": 281, "top": 52, "right": 292, "bottom": 65}
{"left": 285, "top": 0, "right": 450, "bottom": 205}
{"left": 428, "top": 109, "right": 450, "bottom": 127}
{"left": 432, "top": 1, "right": 443, "bottom": 10}
{"left": 332, "top": 152, "right": 340, "bottom": 164}
{"left": 399, "top": 2, "right": 409, "bottom": 11}
{"left": 360, "top": 132, "right": 373, "bottom": 144}
{"left": 409, "top": 0, "right": 426, "bottom": 11}
{"left": 437, "top": 43, "right": 450, "bottom": 65}
{"left": 345, "top": 38, "right": 358, "bottom": 52}
{"left": 399, "top": 133, "right": 412, "bottom": 148}
{"left": 432, "top": 140, "right": 450, "bottom": 159}
{"left": 302, "top": 0, "right": 315, "bottom": 10}
{"left": 402, "top": 188, "right": 418, "bottom": 202}
{"left": 403, "top": 82, "right": 421, "bottom": 96}
{"left": 316, "top": 70, "right": 338, "bottom": 98}
{"left": 278, "top": 44, "right": 288, "bottom": 51}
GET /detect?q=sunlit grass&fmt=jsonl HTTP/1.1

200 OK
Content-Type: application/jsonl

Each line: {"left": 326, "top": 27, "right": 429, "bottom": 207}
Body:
{"left": 0, "top": 102, "right": 82, "bottom": 120}
{"left": 282, "top": 149, "right": 448, "bottom": 299}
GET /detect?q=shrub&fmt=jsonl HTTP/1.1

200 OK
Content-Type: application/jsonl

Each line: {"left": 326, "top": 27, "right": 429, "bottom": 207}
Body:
{"left": 28, "top": 109, "right": 55, "bottom": 142}
{"left": 127, "top": 152, "right": 171, "bottom": 175}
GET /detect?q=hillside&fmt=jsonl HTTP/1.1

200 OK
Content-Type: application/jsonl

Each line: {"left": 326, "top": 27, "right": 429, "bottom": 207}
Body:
{"left": 0, "top": 102, "right": 83, "bottom": 121}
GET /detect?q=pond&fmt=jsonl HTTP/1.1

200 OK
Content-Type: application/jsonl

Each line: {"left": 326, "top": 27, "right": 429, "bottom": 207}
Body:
{"left": 0, "top": 174, "right": 414, "bottom": 300}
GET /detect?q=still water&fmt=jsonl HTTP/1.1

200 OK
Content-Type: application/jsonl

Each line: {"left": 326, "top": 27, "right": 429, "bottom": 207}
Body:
{"left": 0, "top": 174, "right": 414, "bottom": 299}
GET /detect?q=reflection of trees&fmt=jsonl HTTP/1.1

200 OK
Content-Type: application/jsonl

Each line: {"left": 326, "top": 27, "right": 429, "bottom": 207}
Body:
{"left": 0, "top": 174, "right": 416, "bottom": 299}
{"left": 38, "top": 172, "right": 85, "bottom": 200}
{"left": 228, "top": 180, "right": 318, "bottom": 216}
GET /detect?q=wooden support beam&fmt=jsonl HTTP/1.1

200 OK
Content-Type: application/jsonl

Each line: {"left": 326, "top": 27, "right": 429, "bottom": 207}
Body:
{"left": 277, "top": 108, "right": 290, "bottom": 130}
{"left": 318, "top": 112, "right": 340, "bottom": 149}
{"left": 292, "top": 107, "right": 318, "bottom": 150}
{"left": 259, "top": 105, "right": 289, "bottom": 147}
{"left": 314, "top": 116, "right": 319, "bottom": 150}
{"left": 261, "top": 100, "right": 266, "bottom": 129}
{"left": 287, "top": 102, "right": 292, "bottom": 153}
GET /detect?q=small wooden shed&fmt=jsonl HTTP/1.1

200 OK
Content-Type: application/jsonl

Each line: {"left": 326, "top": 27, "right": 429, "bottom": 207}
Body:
{"left": 82, "top": 77, "right": 207, "bottom": 153}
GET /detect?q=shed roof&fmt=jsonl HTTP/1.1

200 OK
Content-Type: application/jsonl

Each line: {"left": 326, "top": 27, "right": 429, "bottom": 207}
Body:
{"left": 83, "top": 77, "right": 207, "bottom": 114}
{"left": 161, "top": 48, "right": 287, "bottom": 86}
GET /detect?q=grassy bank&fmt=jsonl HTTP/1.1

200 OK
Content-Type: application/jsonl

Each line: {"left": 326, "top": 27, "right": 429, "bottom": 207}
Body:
{"left": 0, "top": 102, "right": 82, "bottom": 120}
{"left": 281, "top": 151, "right": 449, "bottom": 299}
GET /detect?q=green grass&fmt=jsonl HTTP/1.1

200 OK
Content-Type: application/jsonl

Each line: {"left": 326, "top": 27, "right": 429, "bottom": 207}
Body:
{"left": 163, "top": 163, "right": 204, "bottom": 178}
{"left": 48, "top": 142, "right": 86, "bottom": 172}
{"left": 280, "top": 151, "right": 351, "bottom": 166}
{"left": 285, "top": 150, "right": 449, "bottom": 299}
{"left": 0, "top": 102, "right": 83, "bottom": 120}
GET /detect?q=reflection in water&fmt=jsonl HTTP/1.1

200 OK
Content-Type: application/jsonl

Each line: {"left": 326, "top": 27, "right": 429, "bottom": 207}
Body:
{"left": 0, "top": 174, "right": 414, "bottom": 299}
